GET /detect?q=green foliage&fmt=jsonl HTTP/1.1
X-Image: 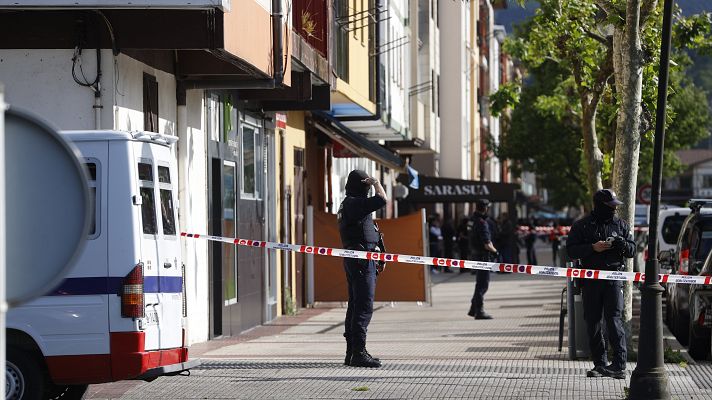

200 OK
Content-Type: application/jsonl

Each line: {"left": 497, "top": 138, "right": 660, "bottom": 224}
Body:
{"left": 663, "top": 345, "right": 687, "bottom": 364}
{"left": 490, "top": 81, "right": 520, "bottom": 117}
{"left": 492, "top": 0, "right": 712, "bottom": 207}
{"left": 495, "top": 61, "right": 588, "bottom": 208}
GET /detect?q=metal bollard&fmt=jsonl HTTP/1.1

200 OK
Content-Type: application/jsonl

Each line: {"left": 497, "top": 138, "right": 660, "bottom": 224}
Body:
{"left": 566, "top": 261, "right": 590, "bottom": 360}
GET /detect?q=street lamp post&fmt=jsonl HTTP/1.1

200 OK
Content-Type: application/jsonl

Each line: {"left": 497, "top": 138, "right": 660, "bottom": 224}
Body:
{"left": 628, "top": 0, "right": 674, "bottom": 398}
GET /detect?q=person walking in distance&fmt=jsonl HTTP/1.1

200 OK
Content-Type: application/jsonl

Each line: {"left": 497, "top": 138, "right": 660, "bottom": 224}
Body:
{"left": 457, "top": 217, "right": 470, "bottom": 273}
{"left": 566, "top": 189, "right": 635, "bottom": 379}
{"left": 337, "top": 170, "right": 387, "bottom": 368}
{"left": 550, "top": 222, "right": 563, "bottom": 265}
{"left": 467, "top": 199, "right": 498, "bottom": 320}
{"left": 525, "top": 223, "right": 538, "bottom": 265}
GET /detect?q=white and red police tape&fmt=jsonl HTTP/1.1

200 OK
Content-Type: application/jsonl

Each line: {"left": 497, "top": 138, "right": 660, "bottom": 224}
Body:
{"left": 180, "top": 232, "right": 711, "bottom": 285}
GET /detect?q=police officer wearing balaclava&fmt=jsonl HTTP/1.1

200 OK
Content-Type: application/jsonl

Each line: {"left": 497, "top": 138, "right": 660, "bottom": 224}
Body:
{"left": 566, "top": 189, "right": 635, "bottom": 380}
{"left": 338, "top": 170, "right": 387, "bottom": 368}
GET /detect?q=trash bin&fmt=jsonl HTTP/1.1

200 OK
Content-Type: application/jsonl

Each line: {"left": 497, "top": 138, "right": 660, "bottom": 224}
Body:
{"left": 559, "top": 236, "right": 590, "bottom": 360}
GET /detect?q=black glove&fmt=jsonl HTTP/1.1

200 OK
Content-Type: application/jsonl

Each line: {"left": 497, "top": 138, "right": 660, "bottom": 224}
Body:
{"left": 612, "top": 236, "right": 626, "bottom": 252}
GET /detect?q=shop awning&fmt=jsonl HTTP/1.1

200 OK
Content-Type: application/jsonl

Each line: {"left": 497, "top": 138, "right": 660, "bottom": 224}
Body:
{"left": 400, "top": 175, "right": 519, "bottom": 203}
{"left": 311, "top": 111, "right": 405, "bottom": 171}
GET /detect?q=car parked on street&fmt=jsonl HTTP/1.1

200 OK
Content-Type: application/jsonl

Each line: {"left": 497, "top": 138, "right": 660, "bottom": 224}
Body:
{"left": 664, "top": 200, "right": 712, "bottom": 347}
{"left": 687, "top": 249, "right": 712, "bottom": 359}
{"left": 658, "top": 206, "right": 691, "bottom": 274}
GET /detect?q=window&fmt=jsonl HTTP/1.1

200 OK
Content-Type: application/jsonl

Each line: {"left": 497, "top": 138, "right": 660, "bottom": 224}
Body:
{"left": 661, "top": 215, "right": 686, "bottom": 245}
{"left": 335, "top": 0, "right": 350, "bottom": 80}
{"left": 241, "top": 118, "right": 264, "bottom": 199}
{"left": 143, "top": 73, "right": 159, "bottom": 133}
{"left": 242, "top": 125, "right": 256, "bottom": 196}
{"left": 84, "top": 161, "right": 100, "bottom": 238}
{"left": 158, "top": 165, "right": 176, "bottom": 235}
{"left": 703, "top": 175, "right": 712, "bottom": 189}
{"left": 138, "top": 161, "right": 158, "bottom": 235}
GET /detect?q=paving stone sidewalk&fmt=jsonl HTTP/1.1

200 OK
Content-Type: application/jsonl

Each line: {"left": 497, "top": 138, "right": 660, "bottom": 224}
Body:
{"left": 89, "top": 246, "right": 712, "bottom": 399}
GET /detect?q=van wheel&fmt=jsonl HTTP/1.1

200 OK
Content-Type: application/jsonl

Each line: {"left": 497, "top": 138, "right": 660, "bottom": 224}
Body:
{"left": 6, "top": 348, "right": 47, "bottom": 400}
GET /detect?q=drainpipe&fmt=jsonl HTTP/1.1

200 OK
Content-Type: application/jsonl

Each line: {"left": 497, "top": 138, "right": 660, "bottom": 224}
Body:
{"left": 93, "top": 48, "right": 103, "bottom": 130}
{"left": 337, "top": 0, "right": 382, "bottom": 122}
{"left": 272, "top": 0, "right": 284, "bottom": 85}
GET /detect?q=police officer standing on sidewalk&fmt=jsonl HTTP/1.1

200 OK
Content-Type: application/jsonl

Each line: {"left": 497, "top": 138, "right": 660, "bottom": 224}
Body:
{"left": 338, "top": 170, "right": 387, "bottom": 368}
{"left": 566, "top": 189, "right": 635, "bottom": 380}
{"left": 467, "top": 199, "right": 498, "bottom": 320}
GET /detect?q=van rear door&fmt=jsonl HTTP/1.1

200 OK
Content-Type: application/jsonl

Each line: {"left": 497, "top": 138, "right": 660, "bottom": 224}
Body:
{"left": 134, "top": 141, "right": 183, "bottom": 352}
{"left": 135, "top": 151, "right": 162, "bottom": 351}
{"left": 154, "top": 151, "right": 183, "bottom": 350}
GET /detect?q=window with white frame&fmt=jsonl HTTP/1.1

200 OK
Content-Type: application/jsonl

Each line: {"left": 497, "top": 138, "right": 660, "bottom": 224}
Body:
{"left": 241, "top": 116, "right": 263, "bottom": 199}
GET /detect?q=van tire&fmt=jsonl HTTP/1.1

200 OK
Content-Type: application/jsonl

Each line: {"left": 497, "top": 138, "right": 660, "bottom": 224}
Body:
{"left": 6, "top": 347, "right": 48, "bottom": 400}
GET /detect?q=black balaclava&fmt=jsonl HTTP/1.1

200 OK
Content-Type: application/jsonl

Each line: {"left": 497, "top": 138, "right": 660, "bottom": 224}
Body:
{"left": 592, "top": 198, "right": 616, "bottom": 222}
{"left": 345, "top": 170, "right": 370, "bottom": 197}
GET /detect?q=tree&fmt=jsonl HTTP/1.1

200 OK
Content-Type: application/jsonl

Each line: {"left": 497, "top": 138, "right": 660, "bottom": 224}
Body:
{"left": 493, "top": 61, "right": 589, "bottom": 209}
{"left": 505, "top": 1, "right": 613, "bottom": 194}
{"left": 493, "top": 0, "right": 712, "bottom": 351}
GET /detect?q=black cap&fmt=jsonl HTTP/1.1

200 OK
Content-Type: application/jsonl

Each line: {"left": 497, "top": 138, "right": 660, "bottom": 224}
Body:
{"left": 594, "top": 189, "right": 623, "bottom": 207}
{"left": 476, "top": 198, "right": 490, "bottom": 208}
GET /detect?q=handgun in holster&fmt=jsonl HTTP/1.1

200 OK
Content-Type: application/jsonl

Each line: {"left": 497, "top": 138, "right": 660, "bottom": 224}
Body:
{"left": 374, "top": 223, "right": 387, "bottom": 275}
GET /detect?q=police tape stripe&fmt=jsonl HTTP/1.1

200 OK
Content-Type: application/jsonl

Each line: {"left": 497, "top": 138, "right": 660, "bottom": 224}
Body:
{"left": 179, "top": 232, "right": 710, "bottom": 285}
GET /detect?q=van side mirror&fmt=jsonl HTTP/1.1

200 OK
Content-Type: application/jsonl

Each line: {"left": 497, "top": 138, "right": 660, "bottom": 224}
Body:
{"left": 659, "top": 250, "right": 673, "bottom": 263}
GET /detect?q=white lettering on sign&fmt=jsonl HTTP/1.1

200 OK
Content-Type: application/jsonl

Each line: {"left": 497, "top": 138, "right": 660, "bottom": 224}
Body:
{"left": 423, "top": 184, "right": 491, "bottom": 196}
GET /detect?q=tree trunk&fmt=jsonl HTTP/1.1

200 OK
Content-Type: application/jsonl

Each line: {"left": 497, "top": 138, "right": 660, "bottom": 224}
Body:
{"left": 611, "top": 0, "right": 644, "bottom": 355}
{"left": 581, "top": 95, "right": 604, "bottom": 194}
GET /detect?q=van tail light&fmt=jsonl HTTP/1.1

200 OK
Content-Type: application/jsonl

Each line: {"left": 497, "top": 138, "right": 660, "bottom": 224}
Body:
{"left": 121, "top": 263, "right": 145, "bottom": 318}
{"left": 643, "top": 248, "right": 648, "bottom": 262}
{"left": 679, "top": 249, "right": 690, "bottom": 275}
{"left": 698, "top": 310, "right": 706, "bottom": 327}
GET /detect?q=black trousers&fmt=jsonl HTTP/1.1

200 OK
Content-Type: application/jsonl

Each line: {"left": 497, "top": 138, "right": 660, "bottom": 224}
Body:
{"left": 582, "top": 279, "right": 627, "bottom": 370}
{"left": 470, "top": 270, "right": 491, "bottom": 313}
{"left": 343, "top": 258, "right": 377, "bottom": 351}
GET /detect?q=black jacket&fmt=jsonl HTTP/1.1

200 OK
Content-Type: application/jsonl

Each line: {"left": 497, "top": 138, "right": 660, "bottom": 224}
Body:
{"left": 566, "top": 214, "right": 636, "bottom": 271}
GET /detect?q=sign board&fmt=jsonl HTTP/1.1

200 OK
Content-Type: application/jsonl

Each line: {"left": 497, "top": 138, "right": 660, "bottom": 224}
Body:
{"left": 637, "top": 184, "right": 652, "bottom": 205}
{"left": 5, "top": 107, "right": 89, "bottom": 306}
{"left": 403, "top": 175, "right": 518, "bottom": 203}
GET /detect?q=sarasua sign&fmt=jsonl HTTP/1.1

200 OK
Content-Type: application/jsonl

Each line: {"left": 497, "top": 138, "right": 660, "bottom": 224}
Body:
{"left": 404, "top": 175, "right": 518, "bottom": 203}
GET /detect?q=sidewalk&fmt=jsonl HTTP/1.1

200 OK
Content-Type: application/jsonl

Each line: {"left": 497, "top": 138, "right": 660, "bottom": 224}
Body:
{"left": 88, "top": 244, "right": 712, "bottom": 399}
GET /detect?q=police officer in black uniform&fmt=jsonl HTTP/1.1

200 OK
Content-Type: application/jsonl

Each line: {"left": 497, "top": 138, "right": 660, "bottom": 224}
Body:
{"left": 338, "top": 170, "right": 387, "bottom": 368}
{"left": 566, "top": 189, "right": 635, "bottom": 380}
{"left": 467, "top": 199, "right": 498, "bottom": 320}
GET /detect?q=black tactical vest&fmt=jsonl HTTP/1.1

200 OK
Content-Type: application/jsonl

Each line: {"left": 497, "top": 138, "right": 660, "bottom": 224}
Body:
{"left": 338, "top": 197, "right": 380, "bottom": 250}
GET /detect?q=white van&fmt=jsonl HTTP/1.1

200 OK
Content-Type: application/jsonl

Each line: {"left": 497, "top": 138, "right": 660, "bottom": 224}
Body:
{"left": 657, "top": 206, "right": 691, "bottom": 273}
{"left": 6, "top": 131, "right": 198, "bottom": 400}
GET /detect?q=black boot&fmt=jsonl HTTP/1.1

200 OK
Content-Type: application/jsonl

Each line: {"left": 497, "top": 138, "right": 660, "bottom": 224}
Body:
{"left": 344, "top": 348, "right": 352, "bottom": 366}
{"left": 350, "top": 349, "right": 382, "bottom": 368}
{"left": 467, "top": 305, "right": 477, "bottom": 317}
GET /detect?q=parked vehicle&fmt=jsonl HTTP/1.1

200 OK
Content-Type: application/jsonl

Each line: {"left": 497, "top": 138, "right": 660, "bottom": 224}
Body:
{"left": 657, "top": 206, "right": 691, "bottom": 274}
{"left": 635, "top": 203, "right": 649, "bottom": 227}
{"left": 6, "top": 131, "right": 198, "bottom": 400}
{"left": 664, "top": 200, "right": 712, "bottom": 346}
{"left": 687, "top": 249, "right": 712, "bottom": 360}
